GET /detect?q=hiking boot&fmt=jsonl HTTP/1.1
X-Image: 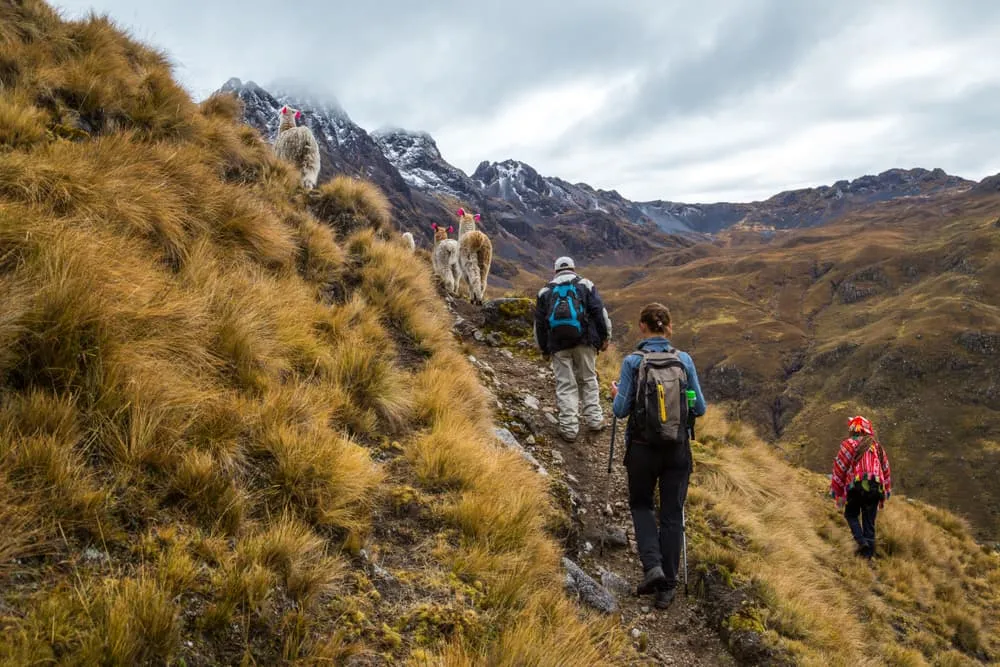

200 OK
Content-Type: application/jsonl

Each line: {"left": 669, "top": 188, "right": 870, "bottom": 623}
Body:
{"left": 557, "top": 430, "right": 578, "bottom": 444}
{"left": 636, "top": 566, "right": 666, "bottom": 595}
{"left": 654, "top": 587, "right": 676, "bottom": 609}
{"left": 587, "top": 420, "right": 607, "bottom": 432}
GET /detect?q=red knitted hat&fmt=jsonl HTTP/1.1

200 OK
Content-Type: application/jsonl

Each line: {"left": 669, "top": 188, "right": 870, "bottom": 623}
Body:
{"left": 847, "top": 415, "right": 873, "bottom": 436}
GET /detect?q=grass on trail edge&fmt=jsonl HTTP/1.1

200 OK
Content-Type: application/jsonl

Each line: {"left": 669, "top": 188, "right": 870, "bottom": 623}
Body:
{"left": 689, "top": 411, "right": 1000, "bottom": 667}
{"left": 0, "top": 2, "right": 628, "bottom": 664}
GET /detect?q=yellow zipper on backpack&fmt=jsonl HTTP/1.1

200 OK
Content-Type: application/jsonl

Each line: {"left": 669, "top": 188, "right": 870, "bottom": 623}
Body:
{"left": 657, "top": 384, "right": 667, "bottom": 422}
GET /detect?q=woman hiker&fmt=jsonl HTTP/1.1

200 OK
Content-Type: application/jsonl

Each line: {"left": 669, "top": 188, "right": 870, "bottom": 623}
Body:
{"left": 610, "top": 303, "right": 706, "bottom": 608}
{"left": 830, "top": 415, "right": 892, "bottom": 559}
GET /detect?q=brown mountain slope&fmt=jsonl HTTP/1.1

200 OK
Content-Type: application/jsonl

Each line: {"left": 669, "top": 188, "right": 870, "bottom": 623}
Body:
{"left": 0, "top": 3, "right": 628, "bottom": 664}
{"left": 456, "top": 300, "right": 1000, "bottom": 666}
{"left": 505, "top": 190, "right": 1000, "bottom": 540}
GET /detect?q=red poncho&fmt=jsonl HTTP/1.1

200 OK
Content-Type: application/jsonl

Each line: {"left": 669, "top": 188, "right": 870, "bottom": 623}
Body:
{"left": 830, "top": 436, "right": 892, "bottom": 508}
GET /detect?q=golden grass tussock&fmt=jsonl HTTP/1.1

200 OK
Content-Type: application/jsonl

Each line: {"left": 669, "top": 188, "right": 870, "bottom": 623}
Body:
{"left": 309, "top": 174, "right": 393, "bottom": 238}
{"left": 689, "top": 410, "right": 1000, "bottom": 666}
{"left": 0, "top": 3, "right": 623, "bottom": 664}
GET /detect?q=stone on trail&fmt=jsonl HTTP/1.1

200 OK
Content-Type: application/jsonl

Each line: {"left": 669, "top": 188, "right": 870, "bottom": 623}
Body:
{"left": 523, "top": 394, "right": 540, "bottom": 410}
{"left": 563, "top": 557, "right": 618, "bottom": 614}
{"left": 494, "top": 427, "right": 519, "bottom": 449}
{"left": 494, "top": 427, "right": 548, "bottom": 476}
{"left": 589, "top": 526, "right": 629, "bottom": 549}
{"left": 598, "top": 566, "right": 633, "bottom": 600}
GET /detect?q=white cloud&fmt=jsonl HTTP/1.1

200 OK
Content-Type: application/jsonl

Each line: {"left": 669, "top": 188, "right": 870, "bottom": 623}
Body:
{"left": 49, "top": 0, "right": 1000, "bottom": 203}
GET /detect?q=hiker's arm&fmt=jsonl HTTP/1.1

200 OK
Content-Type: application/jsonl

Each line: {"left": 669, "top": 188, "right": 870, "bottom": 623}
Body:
{"left": 586, "top": 284, "right": 611, "bottom": 344}
{"left": 681, "top": 353, "right": 707, "bottom": 417}
{"left": 533, "top": 291, "right": 549, "bottom": 355}
{"left": 830, "top": 440, "right": 852, "bottom": 502}
{"left": 612, "top": 356, "right": 636, "bottom": 418}
{"left": 879, "top": 445, "right": 892, "bottom": 498}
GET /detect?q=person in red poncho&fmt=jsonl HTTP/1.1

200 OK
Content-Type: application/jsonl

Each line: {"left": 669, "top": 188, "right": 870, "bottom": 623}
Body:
{"left": 830, "top": 415, "right": 892, "bottom": 559}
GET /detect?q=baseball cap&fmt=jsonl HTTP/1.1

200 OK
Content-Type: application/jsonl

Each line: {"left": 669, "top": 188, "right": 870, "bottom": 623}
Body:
{"left": 554, "top": 256, "right": 575, "bottom": 272}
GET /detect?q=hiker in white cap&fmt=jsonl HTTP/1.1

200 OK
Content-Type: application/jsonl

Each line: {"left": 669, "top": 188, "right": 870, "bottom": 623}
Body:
{"left": 533, "top": 256, "right": 612, "bottom": 442}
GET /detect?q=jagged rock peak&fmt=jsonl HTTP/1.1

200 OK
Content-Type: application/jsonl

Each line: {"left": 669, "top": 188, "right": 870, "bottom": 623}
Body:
{"left": 373, "top": 127, "right": 443, "bottom": 161}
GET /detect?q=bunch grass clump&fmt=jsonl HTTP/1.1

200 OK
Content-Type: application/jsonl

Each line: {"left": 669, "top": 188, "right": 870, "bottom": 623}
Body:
{"left": 0, "top": 2, "right": 624, "bottom": 664}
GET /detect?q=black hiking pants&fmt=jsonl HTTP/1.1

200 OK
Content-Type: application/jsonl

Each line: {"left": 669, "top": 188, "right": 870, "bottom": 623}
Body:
{"left": 625, "top": 441, "right": 691, "bottom": 589}
{"left": 844, "top": 486, "right": 881, "bottom": 556}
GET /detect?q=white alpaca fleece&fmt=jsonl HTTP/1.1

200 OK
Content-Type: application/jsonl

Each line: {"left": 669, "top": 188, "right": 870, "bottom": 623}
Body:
{"left": 274, "top": 105, "right": 321, "bottom": 189}
{"left": 431, "top": 226, "right": 461, "bottom": 295}
{"left": 455, "top": 210, "right": 492, "bottom": 305}
{"left": 401, "top": 231, "right": 416, "bottom": 252}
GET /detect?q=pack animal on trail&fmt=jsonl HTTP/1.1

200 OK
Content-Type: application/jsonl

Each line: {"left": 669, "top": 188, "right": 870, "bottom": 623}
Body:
{"left": 455, "top": 208, "right": 492, "bottom": 305}
{"left": 274, "top": 105, "right": 321, "bottom": 189}
{"left": 431, "top": 223, "right": 461, "bottom": 296}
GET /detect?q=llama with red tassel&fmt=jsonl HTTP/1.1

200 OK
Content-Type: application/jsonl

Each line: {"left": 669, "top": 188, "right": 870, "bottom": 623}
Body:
{"left": 431, "top": 223, "right": 461, "bottom": 295}
{"left": 274, "top": 105, "right": 321, "bottom": 189}
{"left": 456, "top": 209, "right": 492, "bottom": 305}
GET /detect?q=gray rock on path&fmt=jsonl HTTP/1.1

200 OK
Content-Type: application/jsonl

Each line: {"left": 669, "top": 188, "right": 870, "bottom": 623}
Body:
{"left": 591, "top": 526, "right": 628, "bottom": 549}
{"left": 494, "top": 427, "right": 548, "bottom": 477}
{"left": 494, "top": 427, "right": 520, "bottom": 449}
{"left": 563, "top": 557, "right": 618, "bottom": 614}
{"left": 523, "top": 394, "right": 540, "bottom": 410}
{"left": 598, "top": 566, "right": 633, "bottom": 599}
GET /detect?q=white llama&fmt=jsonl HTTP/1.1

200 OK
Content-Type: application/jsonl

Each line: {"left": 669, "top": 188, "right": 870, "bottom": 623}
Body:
{"left": 400, "top": 231, "right": 416, "bottom": 252}
{"left": 274, "top": 105, "right": 321, "bottom": 189}
{"left": 431, "top": 223, "right": 461, "bottom": 295}
{"left": 456, "top": 208, "right": 493, "bottom": 306}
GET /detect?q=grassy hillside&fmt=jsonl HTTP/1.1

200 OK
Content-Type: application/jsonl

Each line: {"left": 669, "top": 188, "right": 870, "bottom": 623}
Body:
{"left": 0, "top": 3, "right": 624, "bottom": 664}
{"left": 689, "top": 411, "right": 1000, "bottom": 666}
{"left": 575, "top": 194, "right": 1000, "bottom": 539}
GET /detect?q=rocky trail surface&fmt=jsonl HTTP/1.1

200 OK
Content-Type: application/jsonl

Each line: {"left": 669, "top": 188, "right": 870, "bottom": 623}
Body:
{"left": 447, "top": 297, "right": 736, "bottom": 666}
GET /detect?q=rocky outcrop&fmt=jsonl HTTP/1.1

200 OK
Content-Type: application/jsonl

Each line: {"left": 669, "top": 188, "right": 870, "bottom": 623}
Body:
{"left": 562, "top": 557, "right": 618, "bottom": 614}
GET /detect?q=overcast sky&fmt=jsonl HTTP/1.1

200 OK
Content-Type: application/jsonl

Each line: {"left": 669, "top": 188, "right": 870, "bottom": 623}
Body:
{"left": 52, "top": 1, "right": 1000, "bottom": 203}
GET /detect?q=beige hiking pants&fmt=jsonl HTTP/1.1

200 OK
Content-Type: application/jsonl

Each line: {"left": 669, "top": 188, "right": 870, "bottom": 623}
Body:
{"left": 551, "top": 345, "right": 603, "bottom": 440}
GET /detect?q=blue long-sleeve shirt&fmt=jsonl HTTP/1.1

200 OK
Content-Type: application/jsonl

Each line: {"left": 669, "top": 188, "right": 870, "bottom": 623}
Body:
{"left": 612, "top": 337, "right": 707, "bottom": 419}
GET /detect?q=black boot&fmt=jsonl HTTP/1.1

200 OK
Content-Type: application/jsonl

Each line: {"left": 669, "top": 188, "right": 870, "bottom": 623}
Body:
{"left": 636, "top": 566, "right": 666, "bottom": 595}
{"left": 654, "top": 587, "right": 676, "bottom": 609}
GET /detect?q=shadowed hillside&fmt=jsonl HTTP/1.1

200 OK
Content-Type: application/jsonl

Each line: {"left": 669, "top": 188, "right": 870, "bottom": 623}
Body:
{"left": 567, "top": 190, "right": 1000, "bottom": 539}
{"left": 688, "top": 412, "right": 1000, "bottom": 666}
{"left": 0, "top": 3, "right": 626, "bottom": 664}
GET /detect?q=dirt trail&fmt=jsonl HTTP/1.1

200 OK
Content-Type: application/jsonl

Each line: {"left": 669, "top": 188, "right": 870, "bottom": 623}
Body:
{"left": 448, "top": 298, "right": 735, "bottom": 666}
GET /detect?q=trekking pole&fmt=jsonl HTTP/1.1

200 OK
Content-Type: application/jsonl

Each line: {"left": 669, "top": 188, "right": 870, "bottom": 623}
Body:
{"left": 683, "top": 390, "right": 696, "bottom": 596}
{"left": 600, "top": 416, "right": 617, "bottom": 556}
{"left": 607, "top": 415, "right": 617, "bottom": 475}
{"left": 682, "top": 505, "right": 688, "bottom": 595}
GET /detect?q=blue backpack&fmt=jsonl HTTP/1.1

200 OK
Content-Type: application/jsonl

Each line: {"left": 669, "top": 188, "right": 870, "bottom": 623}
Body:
{"left": 547, "top": 277, "right": 586, "bottom": 348}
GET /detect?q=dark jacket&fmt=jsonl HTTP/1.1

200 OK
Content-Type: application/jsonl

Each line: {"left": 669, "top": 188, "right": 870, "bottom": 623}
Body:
{"left": 533, "top": 271, "right": 612, "bottom": 354}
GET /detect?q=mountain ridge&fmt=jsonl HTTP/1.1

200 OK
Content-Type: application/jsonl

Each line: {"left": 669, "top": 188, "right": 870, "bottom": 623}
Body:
{"left": 220, "top": 78, "right": 688, "bottom": 279}
{"left": 218, "top": 78, "right": 982, "bottom": 242}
